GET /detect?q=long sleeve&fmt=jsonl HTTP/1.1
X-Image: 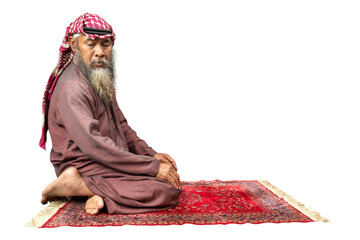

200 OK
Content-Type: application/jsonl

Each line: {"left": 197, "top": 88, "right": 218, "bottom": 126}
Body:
{"left": 56, "top": 80, "right": 159, "bottom": 176}
{"left": 113, "top": 102, "right": 157, "bottom": 157}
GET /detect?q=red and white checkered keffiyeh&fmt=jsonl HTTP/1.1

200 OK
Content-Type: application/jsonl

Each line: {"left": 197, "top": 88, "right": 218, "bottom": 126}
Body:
{"left": 40, "top": 13, "right": 116, "bottom": 150}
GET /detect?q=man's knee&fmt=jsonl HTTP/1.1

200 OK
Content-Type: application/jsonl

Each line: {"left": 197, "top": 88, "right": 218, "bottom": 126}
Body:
{"left": 148, "top": 180, "right": 181, "bottom": 207}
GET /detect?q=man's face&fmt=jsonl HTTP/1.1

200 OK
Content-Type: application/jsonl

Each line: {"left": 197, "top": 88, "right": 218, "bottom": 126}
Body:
{"left": 70, "top": 35, "right": 113, "bottom": 69}
{"left": 69, "top": 34, "right": 116, "bottom": 104}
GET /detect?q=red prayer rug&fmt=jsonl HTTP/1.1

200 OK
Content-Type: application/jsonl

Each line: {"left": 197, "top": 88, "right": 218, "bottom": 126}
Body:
{"left": 27, "top": 180, "right": 328, "bottom": 228}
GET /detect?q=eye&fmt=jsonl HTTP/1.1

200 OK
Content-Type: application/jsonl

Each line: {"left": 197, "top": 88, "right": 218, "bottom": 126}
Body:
{"left": 102, "top": 41, "right": 111, "bottom": 47}
{"left": 86, "top": 41, "right": 96, "bottom": 47}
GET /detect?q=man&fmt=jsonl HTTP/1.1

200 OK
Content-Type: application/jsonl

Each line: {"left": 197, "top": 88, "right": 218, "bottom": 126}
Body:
{"left": 39, "top": 13, "right": 181, "bottom": 215}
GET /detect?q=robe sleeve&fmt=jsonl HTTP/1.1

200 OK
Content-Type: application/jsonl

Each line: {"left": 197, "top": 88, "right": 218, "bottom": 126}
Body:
{"left": 113, "top": 103, "right": 157, "bottom": 157}
{"left": 57, "top": 81, "right": 160, "bottom": 176}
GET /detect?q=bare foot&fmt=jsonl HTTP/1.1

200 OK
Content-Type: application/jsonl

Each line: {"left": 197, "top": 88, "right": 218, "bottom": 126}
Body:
{"left": 41, "top": 167, "right": 93, "bottom": 204}
{"left": 85, "top": 195, "right": 104, "bottom": 215}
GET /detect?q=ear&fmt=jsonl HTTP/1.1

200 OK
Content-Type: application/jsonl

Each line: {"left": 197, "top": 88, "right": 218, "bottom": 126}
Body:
{"left": 68, "top": 36, "right": 77, "bottom": 51}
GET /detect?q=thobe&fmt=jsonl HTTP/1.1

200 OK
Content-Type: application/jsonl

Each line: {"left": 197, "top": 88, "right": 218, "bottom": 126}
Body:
{"left": 47, "top": 62, "right": 181, "bottom": 214}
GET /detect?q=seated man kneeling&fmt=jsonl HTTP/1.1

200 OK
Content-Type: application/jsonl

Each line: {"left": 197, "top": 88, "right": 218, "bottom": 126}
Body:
{"left": 39, "top": 13, "right": 181, "bottom": 215}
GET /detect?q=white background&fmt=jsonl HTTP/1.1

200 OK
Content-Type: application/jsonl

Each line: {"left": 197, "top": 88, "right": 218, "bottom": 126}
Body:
{"left": 0, "top": 0, "right": 359, "bottom": 239}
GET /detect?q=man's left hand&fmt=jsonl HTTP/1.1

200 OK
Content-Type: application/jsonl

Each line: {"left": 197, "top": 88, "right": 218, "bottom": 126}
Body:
{"left": 153, "top": 153, "right": 178, "bottom": 171}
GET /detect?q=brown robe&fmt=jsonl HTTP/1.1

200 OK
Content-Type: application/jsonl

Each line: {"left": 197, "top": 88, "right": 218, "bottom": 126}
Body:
{"left": 48, "top": 62, "right": 181, "bottom": 214}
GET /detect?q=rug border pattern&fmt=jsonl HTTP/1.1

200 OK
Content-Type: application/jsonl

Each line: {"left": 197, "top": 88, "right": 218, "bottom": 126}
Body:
{"left": 258, "top": 180, "right": 328, "bottom": 222}
{"left": 26, "top": 200, "right": 69, "bottom": 228}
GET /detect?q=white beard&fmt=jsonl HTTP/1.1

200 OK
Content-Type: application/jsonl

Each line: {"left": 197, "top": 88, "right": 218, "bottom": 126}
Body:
{"left": 88, "top": 67, "right": 116, "bottom": 104}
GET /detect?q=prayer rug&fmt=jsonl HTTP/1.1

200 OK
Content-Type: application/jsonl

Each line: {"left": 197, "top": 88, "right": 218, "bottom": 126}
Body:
{"left": 27, "top": 180, "right": 328, "bottom": 228}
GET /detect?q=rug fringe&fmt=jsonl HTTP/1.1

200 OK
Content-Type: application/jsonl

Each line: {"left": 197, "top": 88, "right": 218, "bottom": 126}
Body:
{"left": 258, "top": 180, "right": 329, "bottom": 222}
{"left": 25, "top": 200, "right": 69, "bottom": 228}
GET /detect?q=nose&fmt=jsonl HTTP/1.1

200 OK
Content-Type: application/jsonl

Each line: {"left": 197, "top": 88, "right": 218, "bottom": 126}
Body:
{"left": 94, "top": 44, "right": 105, "bottom": 58}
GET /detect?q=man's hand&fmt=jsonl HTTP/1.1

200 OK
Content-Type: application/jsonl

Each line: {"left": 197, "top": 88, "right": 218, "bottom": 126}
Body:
{"left": 155, "top": 162, "right": 181, "bottom": 190}
{"left": 154, "top": 153, "right": 181, "bottom": 189}
{"left": 153, "top": 153, "right": 178, "bottom": 171}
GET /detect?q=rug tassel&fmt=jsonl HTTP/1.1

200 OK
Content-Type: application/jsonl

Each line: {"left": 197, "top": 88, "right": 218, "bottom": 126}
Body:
{"left": 25, "top": 200, "right": 69, "bottom": 228}
{"left": 259, "top": 180, "right": 329, "bottom": 222}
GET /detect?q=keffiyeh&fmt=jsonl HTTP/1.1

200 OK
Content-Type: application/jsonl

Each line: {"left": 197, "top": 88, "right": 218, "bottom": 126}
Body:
{"left": 40, "top": 13, "right": 116, "bottom": 149}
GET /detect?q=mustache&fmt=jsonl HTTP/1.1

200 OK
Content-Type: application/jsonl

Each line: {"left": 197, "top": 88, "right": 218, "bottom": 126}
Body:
{"left": 88, "top": 58, "right": 110, "bottom": 67}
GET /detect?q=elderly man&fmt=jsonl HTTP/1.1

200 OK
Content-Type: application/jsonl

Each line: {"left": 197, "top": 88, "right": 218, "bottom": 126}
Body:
{"left": 39, "top": 13, "right": 181, "bottom": 215}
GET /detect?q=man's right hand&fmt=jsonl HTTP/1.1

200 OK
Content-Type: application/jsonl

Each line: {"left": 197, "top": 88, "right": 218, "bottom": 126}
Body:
{"left": 155, "top": 162, "right": 181, "bottom": 190}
